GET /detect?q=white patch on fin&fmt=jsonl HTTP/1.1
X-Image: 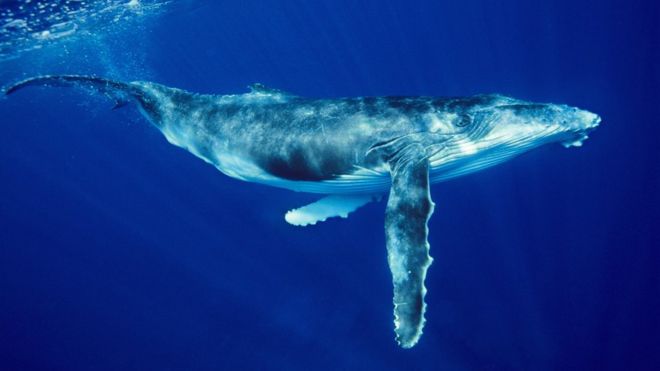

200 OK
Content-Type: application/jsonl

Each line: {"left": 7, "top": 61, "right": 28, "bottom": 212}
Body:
{"left": 285, "top": 194, "right": 376, "bottom": 226}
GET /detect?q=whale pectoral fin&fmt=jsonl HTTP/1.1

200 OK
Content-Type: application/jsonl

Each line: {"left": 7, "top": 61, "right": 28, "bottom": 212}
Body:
{"left": 285, "top": 194, "right": 376, "bottom": 226}
{"left": 385, "top": 150, "right": 434, "bottom": 348}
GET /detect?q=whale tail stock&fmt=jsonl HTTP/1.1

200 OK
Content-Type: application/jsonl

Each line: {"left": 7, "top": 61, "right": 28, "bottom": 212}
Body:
{"left": 4, "top": 75, "right": 149, "bottom": 110}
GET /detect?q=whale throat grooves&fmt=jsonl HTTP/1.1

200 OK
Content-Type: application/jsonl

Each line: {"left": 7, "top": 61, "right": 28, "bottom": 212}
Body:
{"left": 385, "top": 151, "right": 434, "bottom": 348}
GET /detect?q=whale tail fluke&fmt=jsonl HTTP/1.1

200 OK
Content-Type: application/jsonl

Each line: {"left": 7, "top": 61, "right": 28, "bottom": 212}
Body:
{"left": 3, "top": 75, "right": 151, "bottom": 111}
{"left": 5, "top": 75, "right": 133, "bottom": 96}
{"left": 4, "top": 75, "right": 192, "bottom": 128}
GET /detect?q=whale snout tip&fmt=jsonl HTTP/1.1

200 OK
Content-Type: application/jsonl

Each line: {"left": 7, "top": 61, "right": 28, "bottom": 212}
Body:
{"left": 587, "top": 112, "right": 601, "bottom": 129}
{"left": 561, "top": 110, "right": 600, "bottom": 148}
{"left": 579, "top": 109, "right": 601, "bottom": 130}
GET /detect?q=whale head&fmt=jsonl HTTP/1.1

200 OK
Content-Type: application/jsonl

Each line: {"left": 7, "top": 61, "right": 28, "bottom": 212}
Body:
{"left": 476, "top": 99, "right": 601, "bottom": 148}
{"left": 429, "top": 95, "right": 601, "bottom": 180}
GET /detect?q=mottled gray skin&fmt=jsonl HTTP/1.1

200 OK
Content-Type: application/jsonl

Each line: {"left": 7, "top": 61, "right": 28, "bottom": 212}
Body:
{"left": 4, "top": 75, "right": 601, "bottom": 348}
{"left": 138, "top": 82, "right": 480, "bottom": 188}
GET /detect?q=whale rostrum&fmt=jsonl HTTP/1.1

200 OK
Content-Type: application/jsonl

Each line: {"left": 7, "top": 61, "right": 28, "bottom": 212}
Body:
{"left": 4, "top": 75, "right": 601, "bottom": 348}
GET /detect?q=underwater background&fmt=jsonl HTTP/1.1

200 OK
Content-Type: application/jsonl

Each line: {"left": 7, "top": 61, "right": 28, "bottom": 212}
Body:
{"left": 0, "top": 0, "right": 658, "bottom": 370}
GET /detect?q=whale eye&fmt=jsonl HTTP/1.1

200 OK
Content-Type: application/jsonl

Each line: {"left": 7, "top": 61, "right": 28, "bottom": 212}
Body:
{"left": 455, "top": 113, "right": 472, "bottom": 127}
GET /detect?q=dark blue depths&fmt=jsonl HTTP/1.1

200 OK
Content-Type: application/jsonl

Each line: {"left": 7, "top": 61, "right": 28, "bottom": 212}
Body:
{"left": 0, "top": 0, "right": 658, "bottom": 370}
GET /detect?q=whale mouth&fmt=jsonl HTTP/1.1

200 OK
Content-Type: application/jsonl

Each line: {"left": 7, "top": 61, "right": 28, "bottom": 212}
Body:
{"left": 587, "top": 113, "right": 602, "bottom": 129}
{"left": 561, "top": 112, "right": 601, "bottom": 148}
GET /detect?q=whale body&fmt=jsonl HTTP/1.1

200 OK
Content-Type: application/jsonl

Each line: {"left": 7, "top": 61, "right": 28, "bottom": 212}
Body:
{"left": 4, "top": 75, "right": 600, "bottom": 348}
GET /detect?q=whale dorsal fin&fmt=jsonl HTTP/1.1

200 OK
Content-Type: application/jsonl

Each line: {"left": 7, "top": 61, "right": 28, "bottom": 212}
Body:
{"left": 384, "top": 144, "right": 434, "bottom": 348}
{"left": 285, "top": 194, "right": 375, "bottom": 226}
{"left": 248, "top": 83, "right": 294, "bottom": 97}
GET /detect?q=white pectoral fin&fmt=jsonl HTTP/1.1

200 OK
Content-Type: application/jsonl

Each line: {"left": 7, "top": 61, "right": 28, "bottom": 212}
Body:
{"left": 385, "top": 146, "right": 434, "bottom": 348}
{"left": 285, "top": 194, "right": 376, "bottom": 226}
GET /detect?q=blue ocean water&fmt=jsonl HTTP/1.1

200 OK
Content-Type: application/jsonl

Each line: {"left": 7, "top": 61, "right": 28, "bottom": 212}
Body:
{"left": 0, "top": 0, "right": 658, "bottom": 369}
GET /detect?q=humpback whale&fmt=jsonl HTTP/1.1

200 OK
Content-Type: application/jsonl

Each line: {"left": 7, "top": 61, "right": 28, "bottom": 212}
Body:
{"left": 4, "top": 75, "right": 600, "bottom": 348}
